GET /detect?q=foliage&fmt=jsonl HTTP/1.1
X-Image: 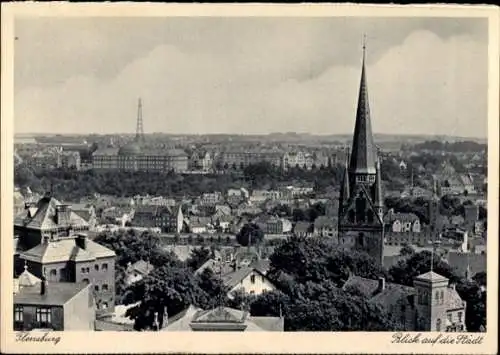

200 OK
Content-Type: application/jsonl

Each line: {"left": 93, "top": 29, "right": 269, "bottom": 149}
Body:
{"left": 185, "top": 247, "right": 212, "bottom": 271}
{"left": 456, "top": 280, "right": 487, "bottom": 332}
{"left": 125, "top": 266, "right": 212, "bottom": 330}
{"left": 94, "top": 229, "right": 182, "bottom": 303}
{"left": 250, "top": 282, "right": 399, "bottom": 331}
{"left": 236, "top": 223, "right": 264, "bottom": 247}
{"left": 399, "top": 243, "right": 416, "bottom": 257}
{"left": 388, "top": 250, "right": 461, "bottom": 286}
{"left": 269, "top": 237, "right": 385, "bottom": 287}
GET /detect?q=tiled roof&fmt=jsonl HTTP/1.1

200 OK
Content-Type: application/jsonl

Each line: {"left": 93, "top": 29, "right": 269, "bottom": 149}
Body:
{"left": 342, "top": 275, "right": 414, "bottom": 299}
{"left": 249, "top": 259, "right": 271, "bottom": 275}
{"left": 415, "top": 271, "right": 449, "bottom": 282}
{"left": 130, "top": 260, "right": 154, "bottom": 275}
{"left": 222, "top": 267, "right": 255, "bottom": 290}
{"left": 370, "top": 284, "right": 416, "bottom": 309}
{"left": 14, "top": 196, "right": 89, "bottom": 231}
{"left": 294, "top": 221, "right": 312, "bottom": 233}
{"left": 14, "top": 282, "right": 89, "bottom": 306}
{"left": 20, "top": 237, "right": 115, "bottom": 263}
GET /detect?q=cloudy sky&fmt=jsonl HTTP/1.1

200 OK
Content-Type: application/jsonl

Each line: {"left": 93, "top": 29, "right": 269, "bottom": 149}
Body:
{"left": 14, "top": 17, "right": 488, "bottom": 137}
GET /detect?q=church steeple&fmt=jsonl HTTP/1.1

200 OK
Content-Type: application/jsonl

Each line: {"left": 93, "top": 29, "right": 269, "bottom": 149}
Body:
{"left": 349, "top": 36, "right": 377, "bottom": 176}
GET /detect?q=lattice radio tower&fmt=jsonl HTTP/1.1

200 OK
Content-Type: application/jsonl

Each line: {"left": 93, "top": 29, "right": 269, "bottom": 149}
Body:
{"left": 135, "top": 98, "right": 144, "bottom": 142}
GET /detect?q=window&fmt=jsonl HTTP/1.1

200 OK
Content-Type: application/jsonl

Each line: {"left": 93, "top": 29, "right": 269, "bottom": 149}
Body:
{"left": 358, "top": 233, "right": 365, "bottom": 248}
{"left": 250, "top": 274, "right": 256, "bottom": 284}
{"left": 94, "top": 264, "right": 99, "bottom": 271}
{"left": 36, "top": 307, "right": 52, "bottom": 328}
{"left": 102, "top": 284, "right": 109, "bottom": 291}
{"left": 50, "top": 269, "right": 57, "bottom": 277}
{"left": 447, "top": 313, "right": 452, "bottom": 324}
{"left": 86, "top": 267, "right": 90, "bottom": 273}
{"left": 458, "top": 312, "right": 463, "bottom": 322}
{"left": 436, "top": 318, "right": 441, "bottom": 331}
{"left": 435, "top": 291, "right": 440, "bottom": 303}
{"left": 14, "top": 306, "right": 23, "bottom": 330}
{"left": 94, "top": 285, "right": 99, "bottom": 292}
{"left": 440, "top": 290, "right": 445, "bottom": 304}
{"left": 82, "top": 278, "right": 89, "bottom": 284}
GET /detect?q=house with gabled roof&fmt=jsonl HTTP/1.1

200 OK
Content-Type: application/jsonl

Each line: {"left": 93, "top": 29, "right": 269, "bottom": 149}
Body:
{"left": 222, "top": 262, "right": 277, "bottom": 299}
{"left": 132, "top": 204, "right": 183, "bottom": 233}
{"left": 125, "top": 260, "right": 154, "bottom": 286}
{"left": 14, "top": 192, "right": 90, "bottom": 251}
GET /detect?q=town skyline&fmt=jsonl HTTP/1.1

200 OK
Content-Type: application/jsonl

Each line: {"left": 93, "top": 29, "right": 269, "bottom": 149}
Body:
{"left": 14, "top": 17, "right": 488, "bottom": 138}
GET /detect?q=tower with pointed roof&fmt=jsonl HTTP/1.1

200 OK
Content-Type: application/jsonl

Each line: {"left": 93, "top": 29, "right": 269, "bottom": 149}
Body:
{"left": 338, "top": 38, "right": 384, "bottom": 265}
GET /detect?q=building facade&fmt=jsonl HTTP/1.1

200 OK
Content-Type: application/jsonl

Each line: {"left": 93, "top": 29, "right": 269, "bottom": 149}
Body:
{"left": 92, "top": 144, "right": 188, "bottom": 173}
{"left": 14, "top": 193, "right": 116, "bottom": 318}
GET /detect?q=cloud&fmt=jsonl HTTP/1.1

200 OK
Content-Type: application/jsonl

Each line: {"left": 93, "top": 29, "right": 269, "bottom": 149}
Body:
{"left": 14, "top": 28, "right": 487, "bottom": 138}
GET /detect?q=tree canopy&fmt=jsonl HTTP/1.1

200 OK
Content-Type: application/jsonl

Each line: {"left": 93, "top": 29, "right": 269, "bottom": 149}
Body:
{"left": 236, "top": 223, "right": 264, "bottom": 247}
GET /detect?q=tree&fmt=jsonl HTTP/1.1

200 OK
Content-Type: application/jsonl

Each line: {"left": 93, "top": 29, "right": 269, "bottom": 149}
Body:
{"left": 400, "top": 243, "right": 416, "bottom": 257}
{"left": 186, "top": 247, "right": 212, "bottom": 271}
{"left": 456, "top": 280, "right": 486, "bottom": 332}
{"left": 292, "top": 208, "right": 307, "bottom": 222}
{"left": 236, "top": 223, "right": 264, "bottom": 246}
{"left": 125, "top": 266, "right": 212, "bottom": 331}
{"left": 388, "top": 250, "right": 460, "bottom": 287}
{"left": 269, "top": 237, "right": 385, "bottom": 287}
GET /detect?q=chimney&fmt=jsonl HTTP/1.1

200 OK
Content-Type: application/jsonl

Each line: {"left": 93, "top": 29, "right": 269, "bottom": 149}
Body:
{"left": 55, "top": 204, "right": 72, "bottom": 226}
{"left": 378, "top": 277, "right": 386, "bottom": 292}
{"left": 40, "top": 273, "right": 48, "bottom": 296}
{"left": 75, "top": 234, "right": 88, "bottom": 250}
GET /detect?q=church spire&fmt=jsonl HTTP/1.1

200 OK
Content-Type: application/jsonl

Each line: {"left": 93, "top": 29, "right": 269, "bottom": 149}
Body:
{"left": 349, "top": 35, "right": 377, "bottom": 176}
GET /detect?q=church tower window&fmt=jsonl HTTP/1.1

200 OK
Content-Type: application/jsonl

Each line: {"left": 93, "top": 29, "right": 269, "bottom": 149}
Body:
{"left": 356, "top": 198, "right": 367, "bottom": 222}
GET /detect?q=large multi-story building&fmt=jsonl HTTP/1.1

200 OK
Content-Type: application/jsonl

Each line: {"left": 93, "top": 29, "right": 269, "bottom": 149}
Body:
{"left": 338, "top": 44, "right": 385, "bottom": 265}
{"left": 92, "top": 144, "right": 188, "bottom": 173}
{"left": 221, "top": 149, "right": 282, "bottom": 168}
{"left": 14, "top": 193, "right": 116, "bottom": 317}
{"left": 132, "top": 204, "right": 184, "bottom": 233}
{"left": 57, "top": 151, "right": 81, "bottom": 170}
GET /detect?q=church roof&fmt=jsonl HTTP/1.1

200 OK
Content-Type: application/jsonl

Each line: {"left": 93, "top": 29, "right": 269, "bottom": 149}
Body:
{"left": 349, "top": 45, "right": 377, "bottom": 176}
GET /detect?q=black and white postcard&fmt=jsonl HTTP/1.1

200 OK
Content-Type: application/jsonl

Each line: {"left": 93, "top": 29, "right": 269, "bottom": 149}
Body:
{"left": 1, "top": 3, "right": 498, "bottom": 354}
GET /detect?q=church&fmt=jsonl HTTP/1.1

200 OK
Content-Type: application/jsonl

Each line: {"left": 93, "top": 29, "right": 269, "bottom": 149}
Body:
{"left": 338, "top": 42, "right": 385, "bottom": 265}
